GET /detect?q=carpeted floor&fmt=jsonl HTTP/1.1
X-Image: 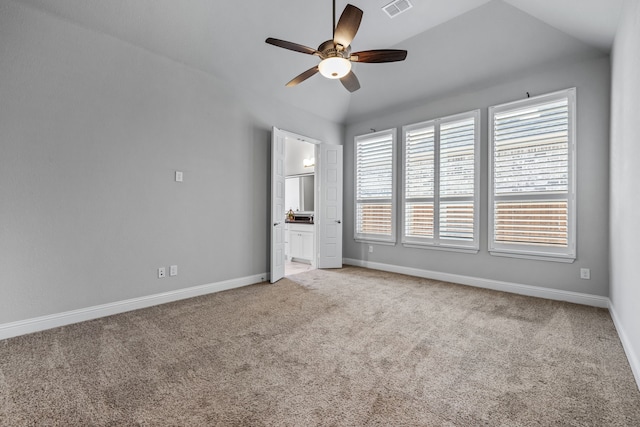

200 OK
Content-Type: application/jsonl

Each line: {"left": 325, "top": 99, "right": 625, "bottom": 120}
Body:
{"left": 1, "top": 266, "right": 639, "bottom": 426}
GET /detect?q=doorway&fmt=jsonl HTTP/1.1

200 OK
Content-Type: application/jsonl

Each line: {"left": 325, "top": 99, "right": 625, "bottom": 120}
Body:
{"left": 284, "top": 136, "right": 317, "bottom": 277}
{"left": 271, "top": 127, "right": 343, "bottom": 283}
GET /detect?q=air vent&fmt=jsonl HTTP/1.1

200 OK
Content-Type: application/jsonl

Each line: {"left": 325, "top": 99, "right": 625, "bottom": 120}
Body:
{"left": 382, "top": 0, "right": 413, "bottom": 18}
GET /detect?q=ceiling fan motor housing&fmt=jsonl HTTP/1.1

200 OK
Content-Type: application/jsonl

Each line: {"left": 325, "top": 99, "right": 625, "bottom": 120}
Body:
{"left": 318, "top": 40, "right": 351, "bottom": 60}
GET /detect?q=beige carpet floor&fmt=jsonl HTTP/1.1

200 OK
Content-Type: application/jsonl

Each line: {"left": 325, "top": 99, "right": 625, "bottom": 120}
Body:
{"left": 1, "top": 266, "right": 639, "bottom": 426}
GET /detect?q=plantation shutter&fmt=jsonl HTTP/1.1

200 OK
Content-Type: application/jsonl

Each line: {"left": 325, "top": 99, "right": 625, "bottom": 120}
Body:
{"left": 404, "top": 123, "right": 435, "bottom": 238}
{"left": 439, "top": 117, "right": 476, "bottom": 241}
{"left": 489, "top": 89, "right": 576, "bottom": 261}
{"left": 355, "top": 130, "right": 396, "bottom": 242}
{"left": 402, "top": 110, "right": 479, "bottom": 251}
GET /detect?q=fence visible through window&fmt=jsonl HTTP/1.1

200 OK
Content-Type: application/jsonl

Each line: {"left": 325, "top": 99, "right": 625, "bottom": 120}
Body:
{"left": 494, "top": 201, "right": 568, "bottom": 246}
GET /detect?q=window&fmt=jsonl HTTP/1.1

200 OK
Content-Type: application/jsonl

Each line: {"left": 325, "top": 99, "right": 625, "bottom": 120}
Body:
{"left": 489, "top": 88, "right": 576, "bottom": 262}
{"left": 402, "top": 110, "right": 480, "bottom": 251}
{"left": 354, "top": 129, "right": 396, "bottom": 243}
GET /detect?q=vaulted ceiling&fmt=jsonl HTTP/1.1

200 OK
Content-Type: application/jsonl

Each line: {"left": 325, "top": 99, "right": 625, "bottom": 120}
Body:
{"left": 16, "top": 0, "right": 625, "bottom": 124}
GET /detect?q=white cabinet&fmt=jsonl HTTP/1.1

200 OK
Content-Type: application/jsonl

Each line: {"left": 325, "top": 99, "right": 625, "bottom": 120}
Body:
{"left": 288, "top": 223, "right": 314, "bottom": 262}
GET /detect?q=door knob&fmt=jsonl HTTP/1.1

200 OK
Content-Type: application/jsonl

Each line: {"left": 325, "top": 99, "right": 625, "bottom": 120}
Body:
{"left": 335, "top": 220, "right": 342, "bottom": 224}
{"left": 274, "top": 222, "right": 281, "bottom": 226}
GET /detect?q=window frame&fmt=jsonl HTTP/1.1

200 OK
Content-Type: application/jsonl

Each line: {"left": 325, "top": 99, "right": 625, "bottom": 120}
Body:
{"left": 401, "top": 110, "right": 481, "bottom": 253}
{"left": 488, "top": 88, "right": 577, "bottom": 263}
{"left": 354, "top": 128, "right": 397, "bottom": 244}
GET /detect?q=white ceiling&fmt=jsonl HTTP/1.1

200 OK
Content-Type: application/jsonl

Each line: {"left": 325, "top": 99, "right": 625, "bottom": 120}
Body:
{"left": 15, "top": 0, "right": 625, "bottom": 124}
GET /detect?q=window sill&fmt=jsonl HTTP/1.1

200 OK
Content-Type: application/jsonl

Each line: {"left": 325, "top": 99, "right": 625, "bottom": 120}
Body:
{"left": 355, "top": 239, "right": 396, "bottom": 246}
{"left": 403, "top": 243, "right": 479, "bottom": 254}
{"left": 489, "top": 250, "right": 575, "bottom": 263}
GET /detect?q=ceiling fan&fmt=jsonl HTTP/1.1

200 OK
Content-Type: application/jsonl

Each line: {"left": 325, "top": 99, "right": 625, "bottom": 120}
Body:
{"left": 265, "top": 1, "right": 408, "bottom": 92}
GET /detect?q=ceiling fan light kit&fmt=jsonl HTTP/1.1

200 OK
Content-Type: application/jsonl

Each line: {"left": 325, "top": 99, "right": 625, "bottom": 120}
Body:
{"left": 265, "top": 1, "right": 408, "bottom": 92}
{"left": 319, "top": 57, "right": 352, "bottom": 79}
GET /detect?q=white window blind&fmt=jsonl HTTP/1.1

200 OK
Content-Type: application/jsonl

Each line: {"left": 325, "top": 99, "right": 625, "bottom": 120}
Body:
{"left": 489, "top": 88, "right": 576, "bottom": 261}
{"left": 355, "top": 129, "right": 396, "bottom": 243}
{"left": 403, "top": 110, "right": 479, "bottom": 251}
{"left": 405, "top": 124, "right": 435, "bottom": 238}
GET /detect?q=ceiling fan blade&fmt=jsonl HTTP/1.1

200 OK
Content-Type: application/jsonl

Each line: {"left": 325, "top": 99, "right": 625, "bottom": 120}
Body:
{"left": 286, "top": 66, "right": 320, "bottom": 87}
{"left": 351, "top": 49, "right": 408, "bottom": 63}
{"left": 333, "top": 4, "right": 363, "bottom": 48}
{"left": 265, "top": 38, "right": 321, "bottom": 56}
{"left": 340, "top": 71, "right": 360, "bottom": 92}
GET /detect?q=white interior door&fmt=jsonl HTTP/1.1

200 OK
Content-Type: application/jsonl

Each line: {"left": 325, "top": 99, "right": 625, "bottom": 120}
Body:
{"left": 270, "top": 127, "right": 286, "bottom": 283}
{"left": 317, "top": 143, "right": 343, "bottom": 269}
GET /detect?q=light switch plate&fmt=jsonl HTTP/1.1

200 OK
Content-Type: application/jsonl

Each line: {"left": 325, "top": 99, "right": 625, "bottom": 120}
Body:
{"left": 175, "top": 171, "right": 183, "bottom": 182}
{"left": 170, "top": 265, "right": 178, "bottom": 276}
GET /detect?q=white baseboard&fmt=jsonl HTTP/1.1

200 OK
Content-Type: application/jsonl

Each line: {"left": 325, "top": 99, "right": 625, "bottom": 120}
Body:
{"left": 608, "top": 302, "right": 640, "bottom": 391}
{"left": 342, "top": 258, "right": 609, "bottom": 308}
{"left": 0, "top": 273, "right": 269, "bottom": 341}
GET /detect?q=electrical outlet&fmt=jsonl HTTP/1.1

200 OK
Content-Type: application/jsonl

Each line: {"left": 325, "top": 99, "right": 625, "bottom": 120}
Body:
{"left": 580, "top": 268, "right": 591, "bottom": 280}
{"left": 170, "top": 265, "right": 178, "bottom": 277}
{"left": 369, "top": 245, "right": 374, "bottom": 253}
{"left": 158, "top": 267, "right": 166, "bottom": 278}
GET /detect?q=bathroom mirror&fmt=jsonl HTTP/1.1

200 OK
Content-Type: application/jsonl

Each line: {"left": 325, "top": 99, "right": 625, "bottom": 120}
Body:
{"left": 285, "top": 174, "right": 314, "bottom": 212}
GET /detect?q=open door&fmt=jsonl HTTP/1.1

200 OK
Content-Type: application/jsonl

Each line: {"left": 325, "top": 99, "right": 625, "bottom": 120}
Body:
{"left": 270, "top": 127, "right": 286, "bottom": 283}
{"left": 317, "top": 143, "right": 343, "bottom": 269}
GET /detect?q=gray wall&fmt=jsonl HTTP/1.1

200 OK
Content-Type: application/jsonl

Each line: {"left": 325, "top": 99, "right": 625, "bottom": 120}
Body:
{"left": 344, "top": 55, "right": 611, "bottom": 296}
{"left": 0, "top": 1, "right": 341, "bottom": 324}
{"left": 610, "top": 0, "right": 640, "bottom": 382}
